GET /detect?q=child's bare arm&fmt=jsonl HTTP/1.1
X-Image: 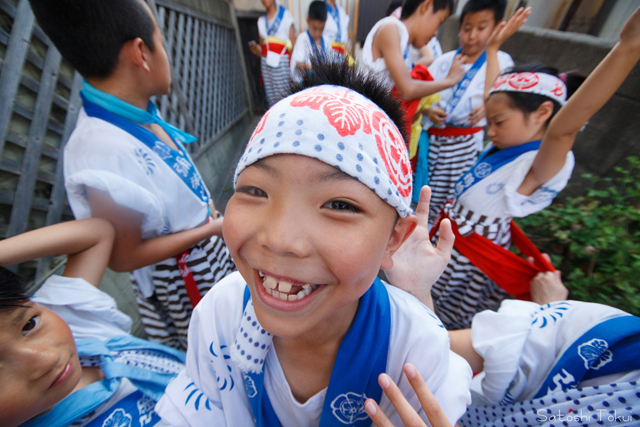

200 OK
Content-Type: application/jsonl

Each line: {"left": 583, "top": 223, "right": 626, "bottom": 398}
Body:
{"left": 520, "top": 7, "right": 640, "bottom": 195}
{"left": 484, "top": 8, "right": 531, "bottom": 102}
{"left": 87, "top": 187, "right": 223, "bottom": 272}
{"left": 375, "top": 23, "right": 467, "bottom": 101}
{"left": 0, "top": 218, "right": 115, "bottom": 287}
{"left": 448, "top": 329, "right": 484, "bottom": 373}
{"left": 289, "top": 24, "right": 296, "bottom": 50}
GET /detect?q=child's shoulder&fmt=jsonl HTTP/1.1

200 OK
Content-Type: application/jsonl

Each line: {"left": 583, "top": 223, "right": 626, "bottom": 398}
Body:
{"left": 67, "top": 109, "right": 139, "bottom": 154}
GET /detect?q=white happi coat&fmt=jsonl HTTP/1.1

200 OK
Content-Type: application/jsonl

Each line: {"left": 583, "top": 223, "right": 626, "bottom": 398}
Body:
{"left": 428, "top": 50, "right": 514, "bottom": 129}
{"left": 323, "top": 3, "right": 349, "bottom": 45}
{"left": 457, "top": 300, "right": 640, "bottom": 427}
{"left": 290, "top": 32, "right": 333, "bottom": 82}
{"left": 362, "top": 17, "right": 412, "bottom": 89}
{"left": 155, "top": 272, "right": 472, "bottom": 427}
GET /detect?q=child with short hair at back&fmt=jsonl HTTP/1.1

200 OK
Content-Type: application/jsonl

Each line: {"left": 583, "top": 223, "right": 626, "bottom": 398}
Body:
{"left": 0, "top": 219, "right": 185, "bottom": 427}
{"left": 426, "top": 0, "right": 515, "bottom": 225}
{"left": 290, "top": 1, "right": 333, "bottom": 83}
{"left": 155, "top": 57, "right": 472, "bottom": 427}
{"left": 28, "top": 0, "right": 236, "bottom": 352}
{"left": 250, "top": 0, "right": 297, "bottom": 106}
{"left": 426, "top": 7, "right": 640, "bottom": 330}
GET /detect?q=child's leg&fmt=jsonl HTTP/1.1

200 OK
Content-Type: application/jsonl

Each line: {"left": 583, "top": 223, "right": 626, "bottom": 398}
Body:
{"left": 261, "top": 56, "right": 290, "bottom": 107}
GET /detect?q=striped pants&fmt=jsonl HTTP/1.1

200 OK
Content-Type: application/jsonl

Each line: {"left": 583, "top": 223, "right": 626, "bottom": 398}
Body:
{"left": 431, "top": 246, "right": 508, "bottom": 330}
{"left": 131, "top": 235, "right": 236, "bottom": 352}
{"left": 427, "top": 130, "right": 483, "bottom": 226}
{"left": 261, "top": 55, "right": 291, "bottom": 107}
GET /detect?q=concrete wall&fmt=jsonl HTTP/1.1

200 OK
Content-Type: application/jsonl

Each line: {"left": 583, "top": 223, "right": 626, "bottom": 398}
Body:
{"left": 438, "top": 22, "right": 640, "bottom": 197}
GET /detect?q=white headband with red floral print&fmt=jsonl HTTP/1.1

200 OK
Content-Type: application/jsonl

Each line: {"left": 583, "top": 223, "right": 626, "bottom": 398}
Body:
{"left": 234, "top": 85, "right": 413, "bottom": 217}
{"left": 490, "top": 72, "right": 567, "bottom": 105}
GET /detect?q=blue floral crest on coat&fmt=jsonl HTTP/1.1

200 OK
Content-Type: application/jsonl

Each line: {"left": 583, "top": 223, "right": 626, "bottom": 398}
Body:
{"left": 153, "top": 141, "right": 172, "bottom": 160}
{"left": 578, "top": 338, "right": 613, "bottom": 370}
{"left": 330, "top": 392, "right": 369, "bottom": 424}
{"left": 103, "top": 408, "right": 132, "bottom": 427}
{"left": 474, "top": 162, "right": 492, "bottom": 178}
{"left": 184, "top": 382, "right": 212, "bottom": 411}
{"left": 244, "top": 375, "right": 258, "bottom": 398}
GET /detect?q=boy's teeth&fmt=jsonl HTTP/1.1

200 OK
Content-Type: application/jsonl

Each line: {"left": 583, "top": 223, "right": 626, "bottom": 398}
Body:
{"left": 265, "top": 276, "right": 277, "bottom": 289}
{"left": 278, "top": 281, "right": 293, "bottom": 293}
{"left": 261, "top": 273, "right": 320, "bottom": 302}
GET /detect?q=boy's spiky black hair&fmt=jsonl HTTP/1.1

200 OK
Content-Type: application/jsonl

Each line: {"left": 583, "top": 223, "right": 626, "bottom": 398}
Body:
{"left": 495, "top": 63, "right": 585, "bottom": 124}
{"left": 400, "top": 0, "right": 455, "bottom": 20}
{"left": 28, "top": 0, "right": 156, "bottom": 78}
{"left": 290, "top": 53, "right": 408, "bottom": 144}
{"left": 308, "top": 0, "right": 328, "bottom": 22}
{"left": 460, "top": 0, "right": 506, "bottom": 24}
{"left": 0, "top": 266, "right": 29, "bottom": 311}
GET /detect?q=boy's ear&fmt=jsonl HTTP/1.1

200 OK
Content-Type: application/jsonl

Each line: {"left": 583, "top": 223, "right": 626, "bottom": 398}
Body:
{"left": 534, "top": 100, "right": 555, "bottom": 124}
{"left": 419, "top": 0, "right": 434, "bottom": 15}
{"left": 380, "top": 214, "right": 418, "bottom": 270}
{"left": 126, "top": 37, "right": 153, "bottom": 73}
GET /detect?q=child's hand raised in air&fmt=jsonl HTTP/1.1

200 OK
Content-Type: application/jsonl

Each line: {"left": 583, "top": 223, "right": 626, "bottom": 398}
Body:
{"left": 383, "top": 186, "right": 454, "bottom": 311}
{"left": 487, "top": 7, "right": 531, "bottom": 52}
{"left": 620, "top": 6, "right": 640, "bottom": 49}
{"left": 365, "top": 364, "right": 452, "bottom": 427}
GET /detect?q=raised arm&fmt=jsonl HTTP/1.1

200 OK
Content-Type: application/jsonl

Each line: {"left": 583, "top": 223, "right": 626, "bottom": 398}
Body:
{"left": 87, "top": 187, "right": 223, "bottom": 272}
{"left": 374, "top": 23, "right": 467, "bottom": 101}
{"left": 484, "top": 7, "right": 531, "bottom": 102}
{"left": 0, "top": 218, "right": 115, "bottom": 287}
{"left": 519, "top": 7, "right": 640, "bottom": 195}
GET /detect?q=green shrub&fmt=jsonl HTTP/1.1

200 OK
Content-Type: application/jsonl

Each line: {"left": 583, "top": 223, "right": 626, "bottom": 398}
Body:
{"left": 514, "top": 156, "right": 640, "bottom": 316}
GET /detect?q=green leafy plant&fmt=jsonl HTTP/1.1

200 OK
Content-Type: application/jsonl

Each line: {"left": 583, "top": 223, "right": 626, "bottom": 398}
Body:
{"left": 515, "top": 156, "right": 640, "bottom": 316}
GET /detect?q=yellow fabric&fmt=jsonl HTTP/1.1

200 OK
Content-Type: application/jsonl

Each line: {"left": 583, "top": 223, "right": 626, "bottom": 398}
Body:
{"left": 409, "top": 93, "right": 440, "bottom": 159}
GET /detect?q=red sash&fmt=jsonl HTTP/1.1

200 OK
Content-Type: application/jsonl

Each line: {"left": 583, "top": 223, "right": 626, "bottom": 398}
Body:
{"left": 261, "top": 41, "right": 290, "bottom": 57}
{"left": 430, "top": 207, "right": 555, "bottom": 300}
{"left": 427, "top": 126, "right": 483, "bottom": 138}
{"left": 177, "top": 249, "right": 201, "bottom": 307}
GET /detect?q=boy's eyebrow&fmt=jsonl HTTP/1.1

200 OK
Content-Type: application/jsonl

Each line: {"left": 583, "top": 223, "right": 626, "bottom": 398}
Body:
{"left": 11, "top": 306, "right": 30, "bottom": 326}
{"left": 317, "top": 168, "right": 356, "bottom": 183}
{"left": 248, "top": 159, "right": 280, "bottom": 177}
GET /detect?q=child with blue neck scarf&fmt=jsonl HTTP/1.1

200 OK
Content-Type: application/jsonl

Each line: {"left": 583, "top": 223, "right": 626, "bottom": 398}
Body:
{"left": 155, "top": 57, "right": 471, "bottom": 427}
{"left": 28, "top": 0, "right": 236, "bottom": 352}
{"left": 290, "top": 1, "right": 333, "bottom": 83}
{"left": 0, "top": 219, "right": 185, "bottom": 427}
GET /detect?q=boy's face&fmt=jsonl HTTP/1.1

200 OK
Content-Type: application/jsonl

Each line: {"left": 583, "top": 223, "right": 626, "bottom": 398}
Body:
{"left": 414, "top": 2, "right": 450, "bottom": 48}
{"left": 458, "top": 9, "right": 497, "bottom": 58}
{"left": 0, "top": 302, "right": 81, "bottom": 427}
{"left": 261, "top": 0, "right": 276, "bottom": 9}
{"left": 224, "top": 154, "right": 401, "bottom": 339}
{"left": 307, "top": 18, "right": 326, "bottom": 43}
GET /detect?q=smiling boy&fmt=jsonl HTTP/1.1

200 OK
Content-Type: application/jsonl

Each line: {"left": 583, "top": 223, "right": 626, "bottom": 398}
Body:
{"left": 426, "top": 0, "right": 514, "bottom": 224}
{"left": 156, "top": 58, "right": 471, "bottom": 427}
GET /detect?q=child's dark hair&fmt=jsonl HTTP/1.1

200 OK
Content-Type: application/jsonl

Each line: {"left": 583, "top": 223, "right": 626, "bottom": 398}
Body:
{"left": 28, "top": 0, "right": 156, "bottom": 79}
{"left": 400, "top": 0, "right": 455, "bottom": 20}
{"left": 386, "top": 1, "right": 403, "bottom": 17}
{"left": 460, "top": 0, "right": 506, "bottom": 24}
{"left": 0, "top": 266, "right": 29, "bottom": 311}
{"left": 494, "top": 63, "right": 584, "bottom": 124}
{"left": 290, "top": 53, "right": 408, "bottom": 144}
{"left": 308, "top": 1, "right": 328, "bottom": 22}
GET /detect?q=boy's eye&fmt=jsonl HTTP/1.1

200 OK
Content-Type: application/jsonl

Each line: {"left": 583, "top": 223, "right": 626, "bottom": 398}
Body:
{"left": 323, "top": 200, "right": 360, "bottom": 213}
{"left": 237, "top": 186, "right": 267, "bottom": 197}
{"left": 22, "top": 316, "right": 39, "bottom": 335}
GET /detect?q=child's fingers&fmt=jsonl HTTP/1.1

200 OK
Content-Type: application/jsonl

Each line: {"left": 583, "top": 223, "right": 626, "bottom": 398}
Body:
{"left": 435, "top": 219, "right": 454, "bottom": 261}
{"left": 365, "top": 399, "right": 395, "bottom": 427}
{"left": 378, "top": 373, "right": 426, "bottom": 427}
{"left": 415, "top": 186, "right": 432, "bottom": 225}
{"left": 404, "top": 364, "right": 453, "bottom": 427}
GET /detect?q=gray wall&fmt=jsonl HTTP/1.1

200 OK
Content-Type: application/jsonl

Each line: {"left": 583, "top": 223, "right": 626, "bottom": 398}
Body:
{"left": 439, "top": 22, "right": 640, "bottom": 197}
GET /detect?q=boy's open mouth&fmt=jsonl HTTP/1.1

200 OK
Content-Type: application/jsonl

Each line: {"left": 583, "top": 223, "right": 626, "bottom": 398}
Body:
{"left": 259, "top": 271, "right": 319, "bottom": 302}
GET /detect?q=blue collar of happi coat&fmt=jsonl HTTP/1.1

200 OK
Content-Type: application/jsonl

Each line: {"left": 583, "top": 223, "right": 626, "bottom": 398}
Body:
{"left": 242, "top": 278, "right": 391, "bottom": 427}
{"left": 454, "top": 140, "right": 542, "bottom": 197}
{"left": 81, "top": 80, "right": 197, "bottom": 144}
{"left": 533, "top": 314, "right": 640, "bottom": 399}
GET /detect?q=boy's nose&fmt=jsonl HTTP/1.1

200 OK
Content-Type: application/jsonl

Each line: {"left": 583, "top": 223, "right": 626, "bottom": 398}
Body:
{"left": 257, "top": 205, "right": 313, "bottom": 258}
